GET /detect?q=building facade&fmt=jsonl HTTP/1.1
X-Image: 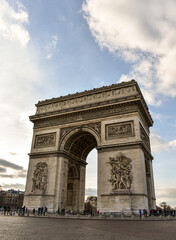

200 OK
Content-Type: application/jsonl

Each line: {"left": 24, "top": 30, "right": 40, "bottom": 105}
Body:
{"left": 0, "top": 189, "right": 24, "bottom": 208}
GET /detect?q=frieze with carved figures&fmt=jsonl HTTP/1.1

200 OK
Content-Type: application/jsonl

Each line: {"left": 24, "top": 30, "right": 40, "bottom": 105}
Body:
{"left": 107, "top": 152, "right": 132, "bottom": 190}
{"left": 34, "top": 132, "right": 56, "bottom": 148}
{"left": 106, "top": 121, "right": 134, "bottom": 139}
{"left": 31, "top": 162, "right": 48, "bottom": 194}
{"left": 33, "top": 103, "right": 139, "bottom": 129}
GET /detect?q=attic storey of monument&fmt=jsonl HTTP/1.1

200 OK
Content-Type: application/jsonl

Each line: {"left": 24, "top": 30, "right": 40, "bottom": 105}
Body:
{"left": 24, "top": 80, "right": 156, "bottom": 214}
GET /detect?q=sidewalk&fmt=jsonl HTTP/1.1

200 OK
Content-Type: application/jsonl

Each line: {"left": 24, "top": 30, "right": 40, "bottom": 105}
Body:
{"left": 20, "top": 212, "right": 176, "bottom": 221}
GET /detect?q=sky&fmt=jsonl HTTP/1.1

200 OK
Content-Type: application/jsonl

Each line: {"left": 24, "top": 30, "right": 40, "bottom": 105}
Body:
{"left": 0, "top": 0, "right": 176, "bottom": 207}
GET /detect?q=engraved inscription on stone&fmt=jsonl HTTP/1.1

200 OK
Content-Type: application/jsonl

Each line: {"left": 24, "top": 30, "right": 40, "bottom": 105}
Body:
{"left": 32, "top": 162, "right": 48, "bottom": 194}
{"left": 106, "top": 121, "right": 134, "bottom": 139}
{"left": 107, "top": 152, "right": 132, "bottom": 190}
{"left": 34, "top": 132, "right": 56, "bottom": 148}
{"left": 140, "top": 124, "right": 150, "bottom": 150}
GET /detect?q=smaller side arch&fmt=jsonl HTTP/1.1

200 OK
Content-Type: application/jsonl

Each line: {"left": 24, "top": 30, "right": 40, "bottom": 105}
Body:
{"left": 68, "top": 164, "right": 79, "bottom": 178}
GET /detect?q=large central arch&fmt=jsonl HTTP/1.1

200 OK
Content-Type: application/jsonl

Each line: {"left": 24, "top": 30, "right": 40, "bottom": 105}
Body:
{"left": 60, "top": 127, "right": 100, "bottom": 159}
{"left": 24, "top": 80, "right": 156, "bottom": 214}
{"left": 59, "top": 127, "right": 99, "bottom": 210}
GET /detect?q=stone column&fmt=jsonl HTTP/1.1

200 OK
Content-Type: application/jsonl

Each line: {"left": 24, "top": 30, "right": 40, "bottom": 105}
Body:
{"left": 78, "top": 165, "right": 86, "bottom": 212}
{"left": 149, "top": 159, "right": 156, "bottom": 209}
{"left": 53, "top": 156, "right": 69, "bottom": 212}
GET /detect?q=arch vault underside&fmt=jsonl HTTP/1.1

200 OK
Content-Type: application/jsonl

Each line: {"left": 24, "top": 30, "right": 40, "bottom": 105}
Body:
{"left": 24, "top": 80, "right": 156, "bottom": 214}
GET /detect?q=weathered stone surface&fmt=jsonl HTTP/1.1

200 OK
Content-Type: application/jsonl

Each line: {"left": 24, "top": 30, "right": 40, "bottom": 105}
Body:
{"left": 24, "top": 80, "right": 156, "bottom": 213}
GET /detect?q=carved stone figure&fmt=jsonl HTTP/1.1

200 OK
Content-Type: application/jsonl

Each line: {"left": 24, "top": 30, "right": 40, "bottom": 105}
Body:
{"left": 35, "top": 133, "right": 56, "bottom": 148}
{"left": 106, "top": 121, "right": 133, "bottom": 139}
{"left": 32, "top": 162, "right": 48, "bottom": 194}
{"left": 108, "top": 152, "right": 132, "bottom": 190}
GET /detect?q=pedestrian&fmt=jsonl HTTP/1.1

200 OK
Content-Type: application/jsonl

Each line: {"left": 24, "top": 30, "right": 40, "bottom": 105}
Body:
{"left": 57, "top": 208, "right": 60, "bottom": 215}
{"left": 139, "top": 209, "right": 142, "bottom": 219}
{"left": 43, "top": 207, "right": 47, "bottom": 215}
{"left": 33, "top": 208, "right": 35, "bottom": 215}
{"left": 22, "top": 206, "right": 25, "bottom": 216}
{"left": 38, "top": 207, "right": 40, "bottom": 215}
{"left": 41, "top": 207, "right": 43, "bottom": 215}
{"left": 4, "top": 206, "right": 6, "bottom": 215}
{"left": 63, "top": 208, "right": 65, "bottom": 215}
{"left": 143, "top": 209, "right": 147, "bottom": 218}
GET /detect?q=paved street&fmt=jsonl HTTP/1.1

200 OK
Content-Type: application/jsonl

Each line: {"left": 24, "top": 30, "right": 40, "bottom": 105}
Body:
{"left": 0, "top": 215, "right": 175, "bottom": 240}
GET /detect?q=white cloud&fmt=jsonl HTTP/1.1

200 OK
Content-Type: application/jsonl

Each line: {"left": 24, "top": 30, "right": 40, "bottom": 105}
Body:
{"left": 156, "top": 187, "right": 176, "bottom": 207}
{"left": 82, "top": 0, "right": 176, "bottom": 105}
{"left": 151, "top": 131, "right": 176, "bottom": 153}
{"left": 46, "top": 53, "right": 52, "bottom": 59}
{"left": 0, "top": 1, "right": 43, "bottom": 188}
{"left": 169, "top": 140, "right": 176, "bottom": 148}
{"left": 1, "top": 183, "right": 25, "bottom": 190}
{"left": 46, "top": 35, "right": 59, "bottom": 59}
{"left": 151, "top": 131, "right": 168, "bottom": 153}
{"left": 0, "top": 0, "right": 30, "bottom": 48}
{"left": 149, "top": 111, "right": 162, "bottom": 121}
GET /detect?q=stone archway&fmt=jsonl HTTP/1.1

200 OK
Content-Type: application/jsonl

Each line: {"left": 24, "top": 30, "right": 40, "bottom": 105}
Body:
{"left": 24, "top": 80, "right": 156, "bottom": 214}
{"left": 60, "top": 128, "right": 100, "bottom": 159}
{"left": 58, "top": 128, "right": 99, "bottom": 212}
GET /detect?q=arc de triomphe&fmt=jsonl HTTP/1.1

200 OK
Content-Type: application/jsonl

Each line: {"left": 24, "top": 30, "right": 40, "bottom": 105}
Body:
{"left": 24, "top": 80, "right": 156, "bottom": 214}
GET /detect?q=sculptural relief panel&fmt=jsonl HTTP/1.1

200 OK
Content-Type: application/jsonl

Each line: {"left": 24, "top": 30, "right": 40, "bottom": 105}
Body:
{"left": 31, "top": 162, "right": 48, "bottom": 194}
{"left": 34, "top": 133, "right": 56, "bottom": 148}
{"left": 106, "top": 121, "right": 134, "bottom": 140}
{"left": 107, "top": 152, "right": 133, "bottom": 191}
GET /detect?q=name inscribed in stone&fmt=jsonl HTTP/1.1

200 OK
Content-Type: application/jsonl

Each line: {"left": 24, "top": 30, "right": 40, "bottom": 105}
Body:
{"left": 34, "top": 132, "right": 56, "bottom": 148}
{"left": 140, "top": 124, "right": 150, "bottom": 150}
{"left": 106, "top": 121, "right": 134, "bottom": 139}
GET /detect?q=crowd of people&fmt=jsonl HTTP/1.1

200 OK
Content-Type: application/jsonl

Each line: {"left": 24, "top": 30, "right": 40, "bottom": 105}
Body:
{"left": 33, "top": 207, "right": 48, "bottom": 215}
{"left": 139, "top": 208, "right": 176, "bottom": 218}
{"left": 0, "top": 206, "right": 28, "bottom": 215}
{"left": 0, "top": 206, "right": 175, "bottom": 218}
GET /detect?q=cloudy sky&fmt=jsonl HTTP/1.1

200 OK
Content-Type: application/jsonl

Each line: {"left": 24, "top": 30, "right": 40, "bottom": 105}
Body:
{"left": 0, "top": 0, "right": 176, "bottom": 207}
